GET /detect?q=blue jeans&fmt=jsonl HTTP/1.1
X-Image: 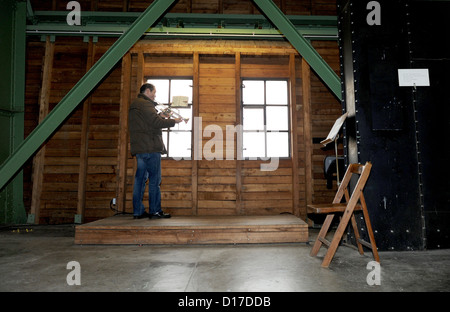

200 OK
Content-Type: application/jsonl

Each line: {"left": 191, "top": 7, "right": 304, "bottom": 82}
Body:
{"left": 132, "top": 153, "right": 162, "bottom": 216}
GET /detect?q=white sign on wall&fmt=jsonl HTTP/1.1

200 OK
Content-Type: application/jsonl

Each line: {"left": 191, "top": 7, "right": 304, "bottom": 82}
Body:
{"left": 398, "top": 68, "right": 430, "bottom": 87}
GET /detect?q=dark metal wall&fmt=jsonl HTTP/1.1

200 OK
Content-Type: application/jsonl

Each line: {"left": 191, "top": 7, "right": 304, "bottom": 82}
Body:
{"left": 409, "top": 1, "right": 450, "bottom": 249}
{"left": 337, "top": 0, "right": 450, "bottom": 251}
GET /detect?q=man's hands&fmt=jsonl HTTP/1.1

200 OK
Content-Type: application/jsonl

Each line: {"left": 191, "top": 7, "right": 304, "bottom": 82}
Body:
{"left": 159, "top": 111, "right": 171, "bottom": 118}
{"left": 158, "top": 111, "right": 182, "bottom": 123}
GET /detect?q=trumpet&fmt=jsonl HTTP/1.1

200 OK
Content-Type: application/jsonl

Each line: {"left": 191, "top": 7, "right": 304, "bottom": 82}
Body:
{"left": 156, "top": 104, "right": 190, "bottom": 123}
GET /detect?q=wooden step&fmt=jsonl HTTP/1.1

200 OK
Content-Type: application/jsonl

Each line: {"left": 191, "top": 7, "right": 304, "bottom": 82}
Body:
{"left": 74, "top": 214, "right": 308, "bottom": 245}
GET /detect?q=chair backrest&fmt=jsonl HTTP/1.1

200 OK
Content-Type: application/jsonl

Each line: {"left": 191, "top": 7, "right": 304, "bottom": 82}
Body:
{"left": 332, "top": 162, "right": 372, "bottom": 205}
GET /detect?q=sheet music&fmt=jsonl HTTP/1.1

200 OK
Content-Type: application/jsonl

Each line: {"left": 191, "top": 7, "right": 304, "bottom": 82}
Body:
{"left": 320, "top": 112, "right": 348, "bottom": 146}
{"left": 172, "top": 96, "right": 189, "bottom": 107}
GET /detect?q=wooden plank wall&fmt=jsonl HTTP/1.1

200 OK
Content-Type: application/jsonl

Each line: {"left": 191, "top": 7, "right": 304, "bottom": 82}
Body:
{"left": 83, "top": 42, "right": 122, "bottom": 222}
{"left": 198, "top": 55, "right": 237, "bottom": 215}
{"left": 37, "top": 38, "right": 87, "bottom": 223}
{"left": 310, "top": 41, "right": 343, "bottom": 204}
{"left": 23, "top": 0, "right": 341, "bottom": 224}
{"left": 24, "top": 40, "right": 46, "bottom": 217}
{"left": 31, "top": 0, "right": 337, "bottom": 15}
{"left": 24, "top": 38, "right": 340, "bottom": 224}
{"left": 240, "top": 55, "right": 293, "bottom": 216}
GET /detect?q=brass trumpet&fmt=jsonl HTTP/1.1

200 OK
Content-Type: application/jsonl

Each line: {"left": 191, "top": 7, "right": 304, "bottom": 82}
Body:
{"left": 156, "top": 104, "right": 190, "bottom": 123}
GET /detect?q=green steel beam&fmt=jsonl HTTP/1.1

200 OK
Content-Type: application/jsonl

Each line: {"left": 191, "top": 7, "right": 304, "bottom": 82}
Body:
{"left": 26, "top": 25, "right": 337, "bottom": 40}
{"left": 0, "top": 0, "right": 27, "bottom": 224}
{"left": 26, "top": 0, "right": 34, "bottom": 20}
{"left": 26, "top": 12, "right": 338, "bottom": 40}
{"left": 0, "top": 0, "right": 176, "bottom": 191}
{"left": 253, "top": 0, "right": 342, "bottom": 100}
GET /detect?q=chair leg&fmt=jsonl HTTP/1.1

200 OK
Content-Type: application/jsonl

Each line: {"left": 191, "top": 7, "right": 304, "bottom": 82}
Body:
{"left": 361, "top": 204, "right": 380, "bottom": 263}
{"left": 321, "top": 209, "right": 353, "bottom": 268}
{"left": 350, "top": 214, "right": 364, "bottom": 255}
{"left": 310, "top": 214, "right": 334, "bottom": 257}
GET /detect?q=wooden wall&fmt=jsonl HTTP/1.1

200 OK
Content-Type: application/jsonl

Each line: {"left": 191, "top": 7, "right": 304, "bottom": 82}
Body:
{"left": 310, "top": 41, "right": 343, "bottom": 204}
{"left": 24, "top": 0, "right": 342, "bottom": 224}
{"left": 31, "top": 0, "right": 337, "bottom": 15}
{"left": 24, "top": 38, "right": 341, "bottom": 224}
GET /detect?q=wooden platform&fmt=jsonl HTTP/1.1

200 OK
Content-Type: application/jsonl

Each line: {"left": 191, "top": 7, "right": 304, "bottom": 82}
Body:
{"left": 74, "top": 214, "right": 308, "bottom": 245}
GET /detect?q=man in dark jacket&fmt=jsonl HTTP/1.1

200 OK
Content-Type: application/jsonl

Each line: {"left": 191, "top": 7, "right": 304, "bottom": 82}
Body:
{"left": 129, "top": 83, "right": 182, "bottom": 219}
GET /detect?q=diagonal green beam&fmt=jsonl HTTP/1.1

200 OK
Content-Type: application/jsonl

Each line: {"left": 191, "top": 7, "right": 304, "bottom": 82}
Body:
{"left": 0, "top": 0, "right": 176, "bottom": 190}
{"left": 252, "top": 0, "right": 342, "bottom": 100}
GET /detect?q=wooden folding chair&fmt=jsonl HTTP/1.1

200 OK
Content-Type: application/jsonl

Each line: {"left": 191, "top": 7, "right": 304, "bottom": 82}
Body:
{"left": 307, "top": 161, "right": 379, "bottom": 268}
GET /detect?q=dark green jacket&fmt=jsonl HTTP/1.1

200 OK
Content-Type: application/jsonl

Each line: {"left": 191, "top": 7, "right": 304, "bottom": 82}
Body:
{"left": 128, "top": 93, "right": 175, "bottom": 155}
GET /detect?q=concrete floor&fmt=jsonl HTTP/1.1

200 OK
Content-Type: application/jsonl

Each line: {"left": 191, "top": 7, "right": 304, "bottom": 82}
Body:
{"left": 0, "top": 224, "right": 449, "bottom": 292}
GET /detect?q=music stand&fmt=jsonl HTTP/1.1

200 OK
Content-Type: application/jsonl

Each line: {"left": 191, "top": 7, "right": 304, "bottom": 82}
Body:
{"left": 320, "top": 112, "right": 348, "bottom": 186}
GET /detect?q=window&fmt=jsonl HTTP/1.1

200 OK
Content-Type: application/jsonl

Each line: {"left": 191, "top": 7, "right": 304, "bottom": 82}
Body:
{"left": 241, "top": 79, "right": 290, "bottom": 159}
{"left": 146, "top": 78, "right": 193, "bottom": 159}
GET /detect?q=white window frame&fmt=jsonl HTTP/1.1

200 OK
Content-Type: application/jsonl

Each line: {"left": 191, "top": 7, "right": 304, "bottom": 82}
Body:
{"left": 241, "top": 79, "right": 291, "bottom": 160}
{"left": 146, "top": 77, "right": 193, "bottom": 160}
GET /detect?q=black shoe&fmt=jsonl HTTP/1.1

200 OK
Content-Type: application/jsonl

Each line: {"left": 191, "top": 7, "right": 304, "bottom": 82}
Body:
{"left": 150, "top": 211, "right": 171, "bottom": 219}
{"left": 133, "top": 212, "right": 150, "bottom": 219}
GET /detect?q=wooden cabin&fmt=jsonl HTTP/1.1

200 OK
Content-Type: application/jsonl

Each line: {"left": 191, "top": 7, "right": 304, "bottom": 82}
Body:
{"left": 21, "top": 0, "right": 342, "bottom": 228}
{"left": 2, "top": 1, "right": 449, "bottom": 292}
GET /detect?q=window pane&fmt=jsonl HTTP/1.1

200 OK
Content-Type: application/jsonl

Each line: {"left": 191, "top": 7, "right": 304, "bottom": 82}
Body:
{"left": 267, "top": 132, "right": 289, "bottom": 158}
{"left": 266, "top": 106, "right": 288, "bottom": 131}
{"left": 266, "top": 81, "right": 288, "bottom": 105}
{"left": 147, "top": 79, "right": 169, "bottom": 104}
{"left": 242, "top": 80, "right": 264, "bottom": 105}
{"left": 243, "top": 132, "right": 265, "bottom": 158}
{"left": 170, "top": 79, "right": 193, "bottom": 105}
{"left": 243, "top": 107, "right": 264, "bottom": 130}
{"left": 172, "top": 107, "right": 192, "bottom": 131}
{"left": 169, "top": 132, "right": 191, "bottom": 158}
{"left": 162, "top": 131, "right": 168, "bottom": 150}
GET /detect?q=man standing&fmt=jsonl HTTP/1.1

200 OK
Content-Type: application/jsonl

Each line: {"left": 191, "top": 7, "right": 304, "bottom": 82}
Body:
{"left": 129, "top": 83, "right": 182, "bottom": 219}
